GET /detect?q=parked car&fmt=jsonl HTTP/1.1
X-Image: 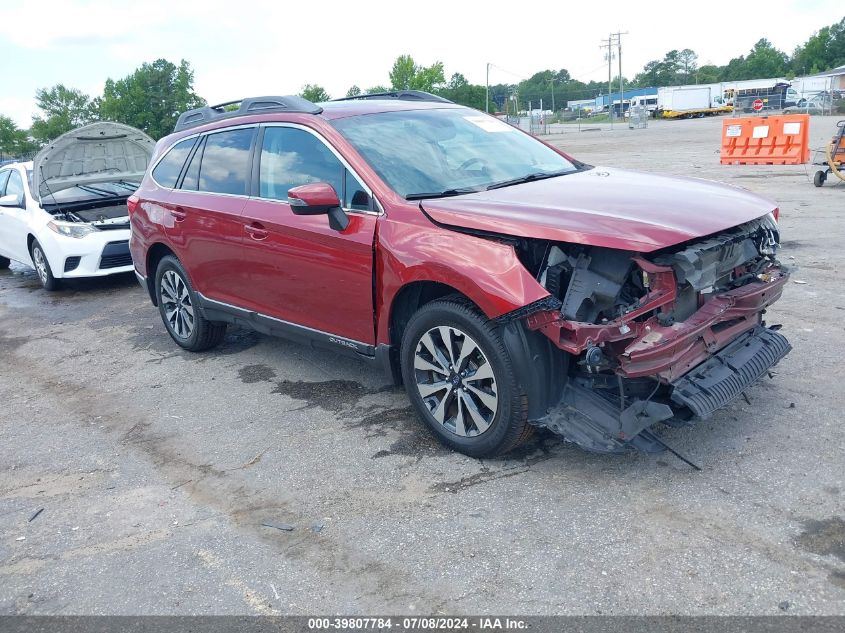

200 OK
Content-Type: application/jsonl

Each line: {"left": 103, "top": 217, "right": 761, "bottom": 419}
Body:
{"left": 129, "top": 92, "right": 791, "bottom": 458}
{"left": 0, "top": 122, "right": 155, "bottom": 289}
{"left": 784, "top": 96, "right": 834, "bottom": 115}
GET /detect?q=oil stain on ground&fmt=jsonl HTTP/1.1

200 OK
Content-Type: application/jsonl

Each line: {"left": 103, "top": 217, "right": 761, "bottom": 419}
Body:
{"left": 272, "top": 379, "right": 373, "bottom": 413}
{"left": 238, "top": 364, "right": 277, "bottom": 384}
{"left": 795, "top": 517, "right": 845, "bottom": 562}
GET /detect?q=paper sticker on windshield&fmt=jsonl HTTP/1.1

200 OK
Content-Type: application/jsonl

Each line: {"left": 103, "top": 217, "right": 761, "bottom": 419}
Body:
{"left": 464, "top": 116, "right": 514, "bottom": 133}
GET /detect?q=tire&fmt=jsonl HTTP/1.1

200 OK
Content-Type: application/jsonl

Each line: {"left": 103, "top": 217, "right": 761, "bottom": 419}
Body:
{"left": 400, "top": 298, "right": 532, "bottom": 457}
{"left": 814, "top": 170, "right": 826, "bottom": 187}
{"left": 0, "top": 256, "right": 9, "bottom": 269}
{"left": 154, "top": 255, "right": 226, "bottom": 352}
{"left": 30, "top": 240, "right": 62, "bottom": 291}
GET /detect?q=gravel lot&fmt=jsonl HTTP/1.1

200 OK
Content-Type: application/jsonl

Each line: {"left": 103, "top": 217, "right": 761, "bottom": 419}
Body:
{"left": 1, "top": 115, "right": 843, "bottom": 616}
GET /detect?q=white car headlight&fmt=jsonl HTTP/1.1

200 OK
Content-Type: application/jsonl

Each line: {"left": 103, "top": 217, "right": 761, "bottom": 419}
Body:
{"left": 47, "top": 220, "right": 96, "bottom": 239}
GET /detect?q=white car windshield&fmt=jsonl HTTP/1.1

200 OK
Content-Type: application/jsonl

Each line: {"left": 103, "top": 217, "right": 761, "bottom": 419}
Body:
{"left": 332, "top": 108, "right": 579, "bottom": 199}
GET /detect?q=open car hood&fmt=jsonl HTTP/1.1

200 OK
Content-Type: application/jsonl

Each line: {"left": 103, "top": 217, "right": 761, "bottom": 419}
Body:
{"left": 32, "top": 122, "right": 155, "bottom": 202}
{"left": 421, "top": 167, "right": 778, "bottom": 252}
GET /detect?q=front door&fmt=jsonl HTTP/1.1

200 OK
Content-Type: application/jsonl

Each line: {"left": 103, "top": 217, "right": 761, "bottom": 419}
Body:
{"left": 238, "top": 125, "right": 377, "bottom": 346}
{"left": 0, "top": 169, "right": 34, "bottom": 263}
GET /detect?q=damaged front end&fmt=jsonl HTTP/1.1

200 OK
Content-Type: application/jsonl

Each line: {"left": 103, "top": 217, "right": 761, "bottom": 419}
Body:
{"left": 507, "top": 214, "right": 792, "bottom": 454}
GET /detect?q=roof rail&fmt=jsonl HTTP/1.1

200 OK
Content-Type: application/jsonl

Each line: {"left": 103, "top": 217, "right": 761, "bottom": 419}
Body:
{"left": 174, "top": 96, "right": 323, "bottom": 133}
{"left": 331, "top": 90, "right": 453, "bottom": 104}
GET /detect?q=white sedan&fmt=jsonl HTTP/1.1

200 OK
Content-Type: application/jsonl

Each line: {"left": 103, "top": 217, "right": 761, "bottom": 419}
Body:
{"left": 0, "top": 122, "right": 155, "bottom": 290}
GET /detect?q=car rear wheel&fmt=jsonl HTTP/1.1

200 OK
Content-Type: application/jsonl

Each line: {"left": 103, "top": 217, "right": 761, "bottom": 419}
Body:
{"left": 30, "top": 240, "right": 61, "bottom": 291}
{"left": 400, "top": 298, "right": 531, "bottom": 457}
{"left": 154, "top": 255, "right": 226, "bottom": 352}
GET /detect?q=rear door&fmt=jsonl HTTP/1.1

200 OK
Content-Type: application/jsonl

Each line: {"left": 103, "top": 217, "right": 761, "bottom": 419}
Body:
{"left": 237, "top": 124, "right": 377, "bottom": 346}
{"left": 161, "top": 126, "right": 256, "bottom": 306}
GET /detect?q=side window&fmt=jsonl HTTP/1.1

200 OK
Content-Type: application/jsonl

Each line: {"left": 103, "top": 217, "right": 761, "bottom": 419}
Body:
{"left": 5, "top": 171, "right": 24, "bottom": 201}
{"left": 259, "top": 127, "right": 344, "bottom": 203}
{"left": 152, "top": 138, "right": 196, "bottom": 188}
{"left": 180, "top": 137, "right": 205, "bottom": 191}
{"left": 0, "top": 170, "right": 10, "bottom": 196}
{"left": 198, "top": 128, "right": 254, "bottom": 195}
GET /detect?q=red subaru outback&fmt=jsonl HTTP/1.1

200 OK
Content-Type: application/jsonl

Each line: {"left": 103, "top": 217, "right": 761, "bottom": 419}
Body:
{"left": 128, "top": 92, "right": 791, "bottom": 458}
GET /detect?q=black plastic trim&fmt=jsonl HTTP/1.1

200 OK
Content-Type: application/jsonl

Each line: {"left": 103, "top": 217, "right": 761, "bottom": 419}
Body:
{"left": 195, "top": 293, "right": 376, "bottom": 359}
{"left": 174, "top": 96, "right": 323, "bottom": 133}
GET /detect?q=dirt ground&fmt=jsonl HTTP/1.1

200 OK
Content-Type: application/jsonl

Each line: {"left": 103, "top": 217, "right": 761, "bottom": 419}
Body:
{"left": 1, "top": 115, "right": 843, "bottom": 615}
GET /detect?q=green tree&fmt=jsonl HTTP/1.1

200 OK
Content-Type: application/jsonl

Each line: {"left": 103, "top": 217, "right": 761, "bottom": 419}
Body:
{"left": 388, "top": 55, "right": 445, "bottom": 92}
{"left": 345, "top": 85, "right": 361, "bottom": 97}
{"left": 30, "top": 85, "right": 97, "bottom": 144}
{"left": 365, "top": 85, "right": 389, "bottom": 94}
{"left": 98, "top": 59, "right": 205, "bottom": 140}
{"left": 695, "top": 64, "right": 722, "bottom": 84}
{"left": 678, "top": 49, "right": 698, "bottom": 82}
{"left": 0, "top": 115, "right": 39, "bottom": 157}
{"left": 436, "top": 73, "right": 488, "bottom": 111}
{"left": 792, "top": 18, "right": 845, "bottom": 75}
{"left": 743, "top": 39, "right": 789, "bottom": 79}
{"left": 300, "top": 84, "right": 331, "bottom": 102}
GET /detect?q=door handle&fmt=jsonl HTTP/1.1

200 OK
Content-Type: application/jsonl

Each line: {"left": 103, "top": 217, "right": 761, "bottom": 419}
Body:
{"left": 171, "top": 207, "right": 187, "bottom": 222}
{"left": 245, "top": 222, "right": 269, "bottom": 241}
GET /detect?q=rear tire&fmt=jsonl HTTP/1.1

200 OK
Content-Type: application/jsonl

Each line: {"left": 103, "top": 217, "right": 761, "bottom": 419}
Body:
{"left": 154, "top": 255, "right": 226, "bottom": 352}
{"left": 30, "top": 240, "right": 61, "bottom": 291}
{"left": 400, "top": 298, "right": 532, "bottom": 457}
{"left": 814, "top": 170, "right": 826, "bottom": 187}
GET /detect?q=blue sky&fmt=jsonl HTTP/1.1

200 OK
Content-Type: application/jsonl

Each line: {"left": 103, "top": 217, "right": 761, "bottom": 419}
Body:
{"left": 1, "top": 0, "right": 841, "bottom": 127}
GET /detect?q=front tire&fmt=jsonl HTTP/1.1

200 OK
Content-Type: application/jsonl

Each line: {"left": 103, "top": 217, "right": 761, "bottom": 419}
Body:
{"left": 154, "top": 255, "right": 226, "bottom": 352}
{"left": 814, "top": 170, "right": 826, "bottom": 187}
{"left": 400, "top": 299, "right": 531, "bottom": 457}
{"left": 30, "top": 240, "right": 61, "bottom": 291}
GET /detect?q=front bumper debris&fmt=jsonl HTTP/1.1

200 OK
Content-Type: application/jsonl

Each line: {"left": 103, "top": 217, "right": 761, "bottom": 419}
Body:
{"left": 670, "top": 325, "right": 791, "bottom": 418}
{"left": 533, "top": 324, "right": 791, "bottom": 455}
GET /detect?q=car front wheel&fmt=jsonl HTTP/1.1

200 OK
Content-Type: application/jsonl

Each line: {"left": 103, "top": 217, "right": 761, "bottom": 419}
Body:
{"left": 30, "top": 240, "right": 61, "bottom": 291}
{"left": 400, "top": 298, "right": 532, "bottom": 457}
{"left": 154, "top": 255, "right": 226, "bottom": 352}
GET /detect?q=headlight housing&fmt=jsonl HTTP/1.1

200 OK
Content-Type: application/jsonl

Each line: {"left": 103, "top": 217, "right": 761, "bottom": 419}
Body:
{"left": 47, "top": 220, "right": 96, "bottom": 239}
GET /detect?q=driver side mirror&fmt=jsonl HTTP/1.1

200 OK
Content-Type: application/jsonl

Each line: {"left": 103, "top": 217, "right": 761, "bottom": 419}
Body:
{"left": 288, "top": 182, "right": 349, "bottom": 232}
{"left": 0, "top": 193, "right": 24, "bottom": 209}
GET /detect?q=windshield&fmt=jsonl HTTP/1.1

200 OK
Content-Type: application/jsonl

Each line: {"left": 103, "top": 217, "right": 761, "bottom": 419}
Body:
{"left": 331, "top": 108, "right": 579, "bottom": 198}
{"left": 36, "top": 175, "right": 139, "bottom": 205}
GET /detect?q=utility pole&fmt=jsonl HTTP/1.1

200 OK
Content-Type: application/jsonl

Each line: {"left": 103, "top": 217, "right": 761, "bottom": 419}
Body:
{"left": 600, "top": 36, "right": 614, "bottom": 128}
{"left": 549, "top": 78, "right": 555, "bottom": 114}
{"left": 613, "top": 31, "right": 628, "bottom": 118}
{"left": 486, "top": 63, "right": 491, "bottom": 113}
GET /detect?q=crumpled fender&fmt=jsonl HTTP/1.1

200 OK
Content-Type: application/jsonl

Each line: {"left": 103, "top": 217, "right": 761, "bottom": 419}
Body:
{"left": 375, "top": 217, "right": 549, "bottom": 344}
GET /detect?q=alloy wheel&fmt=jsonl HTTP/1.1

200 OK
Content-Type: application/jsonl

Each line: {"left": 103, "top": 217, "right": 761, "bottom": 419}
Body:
{"left": 413, "top": 326, "right": 498, "bottom": 437}
{"left": 33, "top": 246, "right": 48, "bottom": 285}
{"left": 160, "top": 270, "right": 195, "bottom": 339}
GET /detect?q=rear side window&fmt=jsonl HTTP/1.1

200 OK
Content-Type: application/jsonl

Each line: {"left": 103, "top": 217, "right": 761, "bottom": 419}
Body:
{"left": 180, "top": 138, "right": 205, "bottom": 191}
{"left": 197, "top": 128, "right": 254, "bottom": 195}
{"left": 152, "top": 138, "right": 196, "bottom": 188}
{"left": 0, "top": 170, "right": 9, "bottom": 196}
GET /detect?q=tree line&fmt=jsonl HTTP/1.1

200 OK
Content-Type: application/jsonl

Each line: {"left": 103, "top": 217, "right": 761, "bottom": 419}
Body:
{"left": 1, "top": 16, "right": 843, "bottom": 156}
